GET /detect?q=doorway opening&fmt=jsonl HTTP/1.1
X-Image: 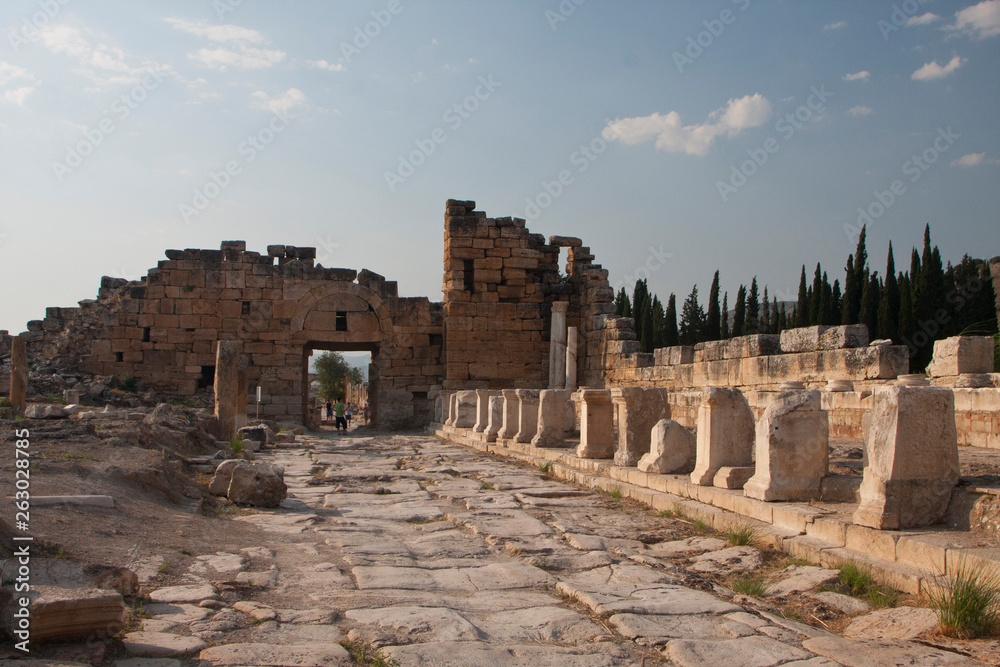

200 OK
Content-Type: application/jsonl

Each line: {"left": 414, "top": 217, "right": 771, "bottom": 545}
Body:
{"left": 304, "top": 342, "right": 375, "bottom": 432}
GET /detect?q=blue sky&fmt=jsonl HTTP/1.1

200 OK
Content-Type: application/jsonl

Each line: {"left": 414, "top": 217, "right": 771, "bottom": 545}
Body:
{"left": 1, "top": 0, "right": 998, "bottom": 333}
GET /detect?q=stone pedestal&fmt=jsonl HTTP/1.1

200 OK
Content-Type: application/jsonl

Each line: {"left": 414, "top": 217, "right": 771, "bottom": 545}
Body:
{"left": 549, "top": 302, "right": 568, "bottom": 389}
{"left": 10, "top": 335, "right": 27, "bottom": 417}
{"left": 853, "top": 386, "right": 960, "bottom": 529}
{"left": 484, "top": 396, "right": 504, "bottom": 442}
{"left": 513, "top": 389, "right": 541, "bottom": 443}
{"left": 565, "top": 326, "right": 579, "bottom": 390}
{"left": 454, "top": 390, "right": 478, "bottom": 428}
{"left": 473, "top": 389, "right": 500, "bottom": 433}
{"left": 611, "top": 387, "right": 669, "bottom": 467}
{"left": 927, "top": 335, "right": 995, "bottom": 377}
{"left": 214, "top": 341, "right": 242, "bottom": 441}
{"left": 637, "top": 419, "right": 696, "bottom": 474}
{"left": 445, "top": 392, "right": 459, "bottom": 426}
{"left": 576, "top": 389, "right": 615, "bottom": 459}
{"left": 497, "top": 389, "right": 520, "bottom": 441}
{"left": 531, "top": 389, "right": 575, "bottom": 447}
{"left": 744, "top": 391, "right": 829, "bottom": 501}
{"left": 690, "top": 387, "right": 755, "bottom": 486}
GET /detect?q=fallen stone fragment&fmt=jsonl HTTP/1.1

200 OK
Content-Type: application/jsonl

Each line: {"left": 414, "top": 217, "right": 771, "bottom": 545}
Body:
{"left": 844, "top": 606, "right": 939, "bottom": 640}
{"left": 765, "top": 565, "right": 839, "bottom": 597}
{"left": 689, "top": 546, "right": 763, "bottom": 574}
{"left": 233, "top": 600, "right": 278, "bottom": 621}
{"left": 0, "top": 585, "right": 124, "bottom": 642}
{"left": 198, "top": 642, "right": 350, "bottom": 666}
{"left": 122, "top": 632, "right": 207, "bottom": 657}
{"left": 1, "top": 558, "right": 137, "bottom": 595}
{"left": 227, "top": 461, "right": 288, "bottom": 507}
{"left": 638, "top": 419, "right": 696, "bottom": 474}
{"left": 144, "top": 603, "right": 212, "bottom": 624}
{"left": 807, "top": 591, "right": 871, "bottom": 615}
{"left": 803, "top": 636, "right": 981, "bottom": 666}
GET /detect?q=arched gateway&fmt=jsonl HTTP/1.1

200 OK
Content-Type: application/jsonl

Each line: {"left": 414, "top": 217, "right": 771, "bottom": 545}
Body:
{"left": 21, "top": 200, "right": 617, "bottom": 429}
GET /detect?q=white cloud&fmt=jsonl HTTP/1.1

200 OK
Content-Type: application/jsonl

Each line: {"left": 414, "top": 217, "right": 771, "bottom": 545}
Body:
{"left": 0, "top": 61, "right": 37, "bottom": 106}
{"left": 847, "top": 106, "right": 873, "bottom": 117}
{"left": 166, "top": 17, "right": 285, "bottom": 71}
{"left": 842, "top": 70, "right": 870, "bottom": 82}
{"left": 912, "top": 55, "right": 964, "bottom": 80}
{"left": 2, "top": 86, "right": 34, "bottom": 106}
{"left": 950, "top": 152, "right": 999, "bottom": 166}
{"left": 906, "top": 13, "right": 941, "bottom": 26}
{"left": 947, "top": 0, "right": 1000, "bottom": 38}
{"left": 251, "top": 87, "right": 306, "bottom": 114}
{"left": 603, "top": 93, "right": 772, "bottom": 156}
{"left": 306, "top": 59, "right": 344, "bottom": 72}
{"left": 32, "top": 25, "right": 171, "bottom": 90}
{"left": 823, "top": 21, "right": 847, "bottom": 30}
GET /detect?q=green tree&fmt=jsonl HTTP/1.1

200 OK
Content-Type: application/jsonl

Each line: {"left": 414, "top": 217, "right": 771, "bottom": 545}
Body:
{"left": 877, "top": 243, "right": 900, "bottom": 341}
{"left": 631, "top": 279, "right": 649, "bottom": 338}
{"left": 706, "top": 271, "right": 722, "bottom": 341}
{"left": 614, "top": 287, "right": 631, "bottom": 317}
{"left": 664, "top": 293, "right": 679, "bottom": 346}
{"left": 314, "top": 352, "right": 361, "bottom": 401}
{"left": 760, "top": 287, "right": 771, "bottom": 334}
{"left": 732, "top": 285, "right": 747, "bottom": 337}
{"left": 680, "top": 285, "right": 705, "bottom": 345}
{"left": 650, "top": 295, "right": 665, "bottom": 351}
{"left": 745, "top": 277, "right": 760, "bottom": 334}
{"left": 721, "top": 292, "right": 730, "bottom": 339}
{"left": 860, "top": 272, "right": 881, "bottom": 338}
{"left": 796, "top": 266, "right": 809, "bottom": 327}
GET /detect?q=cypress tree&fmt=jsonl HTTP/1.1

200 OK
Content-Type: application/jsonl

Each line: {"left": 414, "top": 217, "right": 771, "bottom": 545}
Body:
{"left": 680, "top": 285, "right": 705, "bottom": 345}
{"left": 760, "top": 287, "right": 771, "bottom": 334}
{"left": 631, "top": 279, "right": 648, "bottom": 342}
{"left": 614, "top": 287, "right": 631, "bottom": 317}
{"left": 796, "top": 265, "right": 809, "bottom": 327}
{"left": 664, "top": 293, "right": 679, "bottom": 346}
{"left": 832, "top": 279, "right": 842, "bottom": 318}
{"left": 721, "top": 292, "right": 730, "bottom": 339}
{"left": 706, "top": 271, "right": 722, "bottom": 341}
{"left": 778, "top": 303, "right": 788, "bottom": 332}
{"left": 809, "top": 264, "right": 823, "bottom": 325}
{"left": 898, "top": 272, "right": 914, "bottom": 344}
{"left": 745, "top": 277, "right": 760, "bottom": 334}
{"left": 820, "top": 272, "right": 836, "bottom": 324}
{"left": 650, "top": 296, "right": 665, "bottom": 351}
{"left": 733, "top": 285, "right": 747, "bottom": 337}
{"left": 877, "top": 243, "right": 899, "bottom": 341}
{"left": 860, "top": 272, "right": 881, "bottom": 338}
{"left": 771, "top": 296, "right": 780, "bottom": 333}
{"left": 842, "top": 254, "right": 856, "bottom": 324}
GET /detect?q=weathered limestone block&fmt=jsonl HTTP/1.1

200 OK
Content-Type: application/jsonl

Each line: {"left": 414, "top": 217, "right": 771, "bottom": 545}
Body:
{"left": 484, "top": 395, "right": 504, "bottom": 442}
{"left": 513, "top": 389, "right": 541, "bottom": 443}
{"left": 497, "top": 389, "right": 520, "bottom": 440}
{"left": 654, "top": 346, "right": 694, "bottom": 366}
{"left": 531, "top": 389, "right": 575, "bottom": 447}
{"left": 744, "top": 391, "right": 829, "bottom": 501}
{"left": 927, "top": 336, "right": 995, "bottom": 377}
{"left": 226, "top": 461, "right": 288, "bottom": 507}
{"left": 454, "top": 390, "right": 478, "bottom": 428}
{"left": 445, "top": 392, "right": 459, "bottom": 426}
{"left": 637, "top": 419, "right": 696, "bottom": 474}
{"left": 818, "top": 324, "right": 869, "bottom": 350}
{"left": 690, "top": 388, "right": 755, "bottom": 486}
{"left": 853, "top": 386, "right": 960, "bottom": 529}
{"left": 576, "top": 389, "right": 615, "bottom": 459}
{"left": 214, "top": 341, "right": 242, "bottom": 441}
{"left": 611, "top": 387, "right": 669, "bottom": 467}
{"left": 713, "top": 466, "right": 756, "bottom": 489}
{"left": 1, "top": 585, "right": 124, "bottom": 642}
{"left": 473, "top": 389, "right": 499, "bottom": 433}
{"left": 10, "top": 335, "right": 27, "bottom": 416}
{"left": 725, "top": 334, "right": 780, "bottom": 359}
{"left": 780, "top": 326, "right": 830, "bottom": 353}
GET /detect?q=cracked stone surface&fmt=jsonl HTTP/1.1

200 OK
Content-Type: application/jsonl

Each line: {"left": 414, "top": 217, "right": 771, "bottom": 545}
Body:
{"left": 124, "top": 431, "right": 978, "bottom": 666}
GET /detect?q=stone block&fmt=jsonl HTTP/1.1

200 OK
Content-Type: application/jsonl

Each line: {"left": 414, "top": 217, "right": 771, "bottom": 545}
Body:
{"left": 818, "top": 324, "right": 869, "bottom": 350}
{"left": 927, "top": 335, "right": 995, "bottom": 377}
{"left": 745, "top": 391, "right": 829, "bottom": 501}
{"left": 484, "top": 395, "right": 504, "bottom": 441}
{"left": 713, "top": 466, "right": 755, "bottom": 490}
{"left": 780, "top": 326, "right": 829, "bottom": 353}
{"left": 637, "top": 419, "right": 696, "bottom": 474}
{"left": 473, "top": 389, "right": 499, "bottom": 432}
{"left": 611, "top": 387, "right": 669, "bottom": 466}
{"left": 690, "top": 388, "right": 755, "bottom": 486}
{"left": 654, "top": 346, "right": 694, "bottom": 366}
{"left": 497, "top": 389, "right": 520, "bottom": 440}
{"left": 531, "top": 389, "right": 574, "bottom": 447}
{"left": 725, "top": 334, "right": 781, "bottom": 359}
{"left": 853, "top": 386, "right": 959, "bottom": 530}
{"left": 453, "top": 390, "right": 478, "bottom": 428}
{"left": 575, "top": 389, "right": 615, "bottom": 459}
{"left": 513, "top": 389, "right": 541, "bottom": 443}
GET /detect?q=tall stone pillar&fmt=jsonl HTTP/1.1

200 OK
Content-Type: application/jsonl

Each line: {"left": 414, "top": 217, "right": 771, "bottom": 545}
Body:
{"left": 497, "top": 389, "right": 520, "bottom": 441}
{"left": 611, "top": 388, "right": 670, "bottom": 467}
{"left": 473, "top": 389, "right": 500, "bottom": 433}
{"left": 576, "top": 389, "right": 615, "bottom": 459}
{"left": 513, "top": 389, "right": 541, "bottom": 444}
{"left": 690, "top": 387, "right": 755, "bottom": 487}
{"left": 531, "top": 389, "right": 575, "bottom": 447}
{"left": 548, "top": 302, "right": 568, "bottom": 389}
{"left": 214, "top": 341, "right": 241, "bottom": 441}
{"left": 565, "top": 326, "right": 579, "bottom": 390}
{"left": 484, "top": 396, "right": 504, "bottom": 442}
{"left": 10, "top": 335, "right": 27, "bottom": 417}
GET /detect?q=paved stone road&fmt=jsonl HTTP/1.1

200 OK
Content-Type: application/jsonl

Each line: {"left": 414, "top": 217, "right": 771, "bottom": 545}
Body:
{"left": 130, "top": 432, "right": 981, "bottom": 666}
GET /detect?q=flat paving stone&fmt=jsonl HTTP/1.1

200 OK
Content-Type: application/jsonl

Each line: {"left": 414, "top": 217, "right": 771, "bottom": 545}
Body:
{"left": 766, "top": 565, "right": 840, "bottom": 597}
{"left": 144, "top": 603, "right": 211, "bottom": 624}
{"left": 352, "top": 562, "right": 552, "bottom": 591}
{"left": 689, "top": 546, "right": 764, "bottom": 574}
{"left": 346, "top": 606, "right": 484, "bottom": 642}
{"left": 382, "top": 640, "right": 637, "bottom": 667}
{"left": 844, "top": 606, "right": 940, "bottom": 640}
{"left": 664, "top": 635, "right": 814, "bottom": 667}
{"left": 189, "top": 553, "right": 246, "bottom": 577}
{"left": 198, "top": 642, "right": 350, "bottom": 666}
{"left": 122, "top": 632, "right": 207, "bottom": 657}
{"left": 148, "top": 585, "right": 218, "bottom": 604}
{"left": 609, "top": 612, "right": 757, "bottom": 645}
{"left": 646, "top": 536, "right": 728, "bottom": 557}
{"left": 807, "top": 591, "right": 872, "bottom": 615}
{"left": 477, "top": 606, "right": 610, "bottom": 643}
{"left": 803, "top": 636, "right": 981, "bottom": 666}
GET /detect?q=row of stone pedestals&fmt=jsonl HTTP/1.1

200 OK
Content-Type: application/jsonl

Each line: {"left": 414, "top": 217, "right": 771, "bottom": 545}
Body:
{"left": 436, "top": 383, "right": 961, "bottom": 531}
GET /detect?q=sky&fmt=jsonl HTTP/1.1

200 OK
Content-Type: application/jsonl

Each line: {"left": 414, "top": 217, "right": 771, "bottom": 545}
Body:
{"left": 1, "top": 0, "right": 998, "bottom": 334}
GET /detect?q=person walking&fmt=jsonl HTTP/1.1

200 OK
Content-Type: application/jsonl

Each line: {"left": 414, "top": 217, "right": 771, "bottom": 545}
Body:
{"left": 325, "top": 400, "right": 333, "bottom": 422}
{"left": 345, "top": 403, "right": 353, "bottom": 428}
{"left": 333, "top": 398, "right": 347, "bottom": 432}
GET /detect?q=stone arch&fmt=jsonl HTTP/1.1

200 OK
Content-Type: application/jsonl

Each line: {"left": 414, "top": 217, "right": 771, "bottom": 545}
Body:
{"left": 290, "top": 282, "right": 393, "bottom": 343}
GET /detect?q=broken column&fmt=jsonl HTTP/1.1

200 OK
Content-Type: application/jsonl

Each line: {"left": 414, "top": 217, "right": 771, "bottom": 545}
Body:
{"left": 445, "top": 392, "right": 459, "bottom": 426}
{"left": 454, "top": 390, "right": 478, "bottom": 428}
{"left": 10, "top": 335, "right": 27, "bottom": 417}
{"left": 576, "top": 389, "right": 615, "bottom": 459}
{"left": 853, "top": 386, "right": 960, "bottom": 529}
{"left": 744, "top": 391, "right": 829, "bottom": 501}
{"left": 484, "top": 395, "right": 504, "bottom": 442}
{"left": 565, "top": 326, "right": 579, "bottom": 390}
{"left": 513, "top": 389, "right": 541, "bottom": 444}
{"left": 497, "top": 389, "right": 520, "bottom": 442}
{"left": 531, "top": 389, "right": 575, "bottom": 447}
{"left": 638, "top": 419, "right": 696, "bottom": 474}
{"left": 690, "top": 387, "right": 755, "bottom": 487}
{"left": 473, "top": 389, "right": 499, "bottom": 433}
{"left": 214, "top": 341, "right": 242, "bottom": 441}
{"left": 611, "top": 387, "right": 670, "bottom": 467}
{"left": 549, "top": 302, "right": 568, "bottom": 389}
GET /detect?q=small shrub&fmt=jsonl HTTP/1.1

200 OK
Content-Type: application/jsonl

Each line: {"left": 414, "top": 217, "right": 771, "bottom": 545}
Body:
{"left": 730, "top": 573, "right": 769, "bottom": 597}
{"left": 340, "top": 639, "right": 399, "bottom": 667}
{"left": 929, "top": 561, "right": 1000, "bottom": 639}
{"left": 839, "top": 561, "right": 899, "bottom": 608}
{"left": 480, "top": 481, "right": 493, "bottom": 490}
{"left": 230, "top": 436, "right": 245, "bottom": 456}
{"left": 691, "top": 518, "right": 711, "bottom": 533}
{"left": 119, "top": 375, "right": 138, "bottom": 392}
{"left": 725, "top": 522, "right": 758, "bottom": 547}
{"left": 607, "top": 487, "right": 623, "bottom": 500}
{"left": 658, "top": 509, "right": 677, "bottom": 518}
{"left": 538, "top": 461, "right": 553, "bottom": 474}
